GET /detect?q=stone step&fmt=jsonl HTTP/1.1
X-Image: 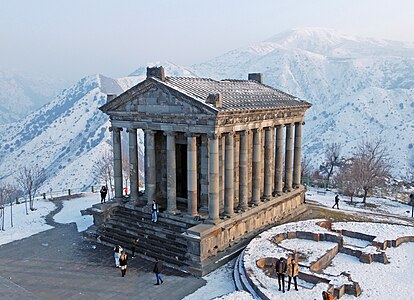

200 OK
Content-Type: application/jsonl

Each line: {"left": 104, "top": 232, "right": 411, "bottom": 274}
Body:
{"left": 102, "top": 224, "right": 187, "bottom": 254}
{"left": 116, "top": 206, "right": 194, "bottom": 231}
{"left": 110, "top": 211, "right": 188, "bottom": 237}
{"left": 100, "top": 236, "right": 187, "bottom": 271}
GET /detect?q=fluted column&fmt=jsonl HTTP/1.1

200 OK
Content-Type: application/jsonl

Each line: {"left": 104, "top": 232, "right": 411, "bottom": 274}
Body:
{"left": 111, "top": 126, "right": 123, "bottom": 200}
{"left": 208, "top": 133, "right": 220, "bottom": 223}
{"left": 145, "top": 129, "right": 156, "bottom": 205}
{"left": 252, "top": 128, "right": 262, "bottom": 205}
{"left": 187, "top": 134, "right": 198, "bottom": 216}
{"left": 224, "top": 132, "right": 235, "bottom": 216}
{"left": 200, "top": 135, "right": 209, "bottom": 210}
{"left": 234, "top": 134, "right": 240, "bottom": 208}
{"left": 128, "top": 128, "right": 139, "bottom": 203}
{"left": 293, "top": 122, "right": 303, "bottom": 188}
{"left": 284, "top": 123, "right": 294, "bottom": 192}
{"left": 264, "top": 127, "right": 274, "bottom": 198}
{"left": 165, "top": 131, "right": 179, "bottom": 214}
{"left": 275, "top": 125, "right": 284, "bottom": 195}
{"left": 238, "top": 130, "right": 249, "bottom": 210}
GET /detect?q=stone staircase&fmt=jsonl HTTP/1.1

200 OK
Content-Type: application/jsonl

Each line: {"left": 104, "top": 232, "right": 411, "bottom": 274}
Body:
{"left": 93, "top": 204, "right": 196, "bottom": 270}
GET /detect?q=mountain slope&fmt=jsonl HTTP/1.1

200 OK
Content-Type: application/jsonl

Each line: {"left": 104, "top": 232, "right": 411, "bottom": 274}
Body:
{"left": 191, "top": 28, "right": 414, "bottom": 176}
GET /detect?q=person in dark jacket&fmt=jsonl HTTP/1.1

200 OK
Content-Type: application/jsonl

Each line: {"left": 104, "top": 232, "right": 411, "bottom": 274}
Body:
{"left": 131, "top": 238, "right": 139, "bottom": 258}
{"left": 151, "top": 199, "right": 159, "bottom": 223}
{"left": 153, "top": 258, "right": 164, "bottom": 285}
{"left": 332, "top": 194, "right": 340, "bottom": 209}
{"left": 119, "top": 250, "right": 128, "bottom": 277}
{"left": 100, "top": 185, "right": 108, "bottom": 204}
{"left": 275, "top": 257, "right": 287, "bottom": 293}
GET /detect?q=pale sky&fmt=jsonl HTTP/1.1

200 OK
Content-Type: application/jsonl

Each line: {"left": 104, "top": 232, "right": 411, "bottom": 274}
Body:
{"left": 1, "top": 0, "right": 413, "bottom": 82}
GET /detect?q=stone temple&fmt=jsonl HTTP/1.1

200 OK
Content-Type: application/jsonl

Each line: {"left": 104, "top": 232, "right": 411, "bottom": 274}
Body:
{"left": 86, "top": 66, "right": 312, "bottom": 275}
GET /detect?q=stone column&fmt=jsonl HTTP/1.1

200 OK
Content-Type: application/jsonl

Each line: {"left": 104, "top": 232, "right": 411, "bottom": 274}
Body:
{"left": 252, "top": 128, "right": 262, "bottom": 205}
{"left": 274, "top": 125, "right": 284, "bottom": 195}
{"left": 200, "top": 135, "right": 209, "bottom": 210}
{"left": 264, "top": 127, "right": 274, "bottom": 198}
{"left": 165, "top": 131, "right": 178, "bottom": 214}
{"left": 233, "top": 134, "right": 240, "bottom": 208}
{"left": 284, "top": 123, "right": 294, "bottom": 192}
{"left": 111, "top": 127, "right": 123, "bottom": 200}
{"left": 208, "top": 133, "right": 220, "bottom": 223}
{"left": 224, "top": 132, "right": 235, "bottom": 216}
{"left": 293, "top": 121, "right": 303, "bottom": 188}
{"left": 238, "top": 130, "right": 249, "bottom": 210}
{"left": 145, "top": 129, "right": 156, "bottom": 205}
{"left": 128, "top": 128, "right": 139, "bottom": 203}
{"left": 187, "top": 134, "right": 198, "bottom": 216}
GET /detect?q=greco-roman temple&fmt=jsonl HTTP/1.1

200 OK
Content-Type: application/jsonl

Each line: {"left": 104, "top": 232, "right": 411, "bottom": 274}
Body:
{"left": 86, "top": 66, "right": 312, "bottom": 275}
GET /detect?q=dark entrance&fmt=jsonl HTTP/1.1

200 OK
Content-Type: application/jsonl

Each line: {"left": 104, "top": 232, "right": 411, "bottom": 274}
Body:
{"left": 176, "top": 144, "right": 187, "bottom": 198}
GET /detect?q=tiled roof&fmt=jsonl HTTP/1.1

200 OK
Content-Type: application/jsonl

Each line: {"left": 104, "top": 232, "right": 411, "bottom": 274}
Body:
{"left": 160, "top": 76, "right": 309, "bottom": 111}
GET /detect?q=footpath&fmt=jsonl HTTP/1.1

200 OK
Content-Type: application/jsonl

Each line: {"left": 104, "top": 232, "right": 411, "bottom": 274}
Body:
{"left": 0, "top": 198, "right": 205, "bottom": 300}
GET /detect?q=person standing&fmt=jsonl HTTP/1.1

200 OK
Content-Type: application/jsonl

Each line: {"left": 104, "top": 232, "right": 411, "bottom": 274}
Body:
{"left": 119, "top": 250, "right": 128, "bottom": 277}
{"left": 275, "top": 257, "right": 287, "bottom": 293}
{"left": 100, "top": 185, "right": 108, "bottom": 204}
{"left": 153, "top": 258, "right": 164, "bottom": 285}
{"left": 151, "top": 199, "right": 159, "bottom": 223}
{"left": 131, "top": 238, "right": 139, "bottom": 258}
{"left": 286, "top": 258, "right": 299, "bottom": 291}
{"left": 332, "top": 194, "right": 340, "bottom": 209}
{"left": 114, "top": 245, "right": 123, "bottom": 268}
{"left": 322, "top": 291, "right": 335, "bottom": 300}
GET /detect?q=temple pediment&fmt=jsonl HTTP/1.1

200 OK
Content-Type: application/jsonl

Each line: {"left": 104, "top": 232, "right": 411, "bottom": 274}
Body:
{"left": 100, "top": 79, "right": 217, "bottom": 116}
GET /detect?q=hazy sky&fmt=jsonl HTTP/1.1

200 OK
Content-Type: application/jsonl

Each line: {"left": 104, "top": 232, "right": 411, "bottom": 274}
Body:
{"left": 1, "top": 0, "right": 413, "bottom": 82}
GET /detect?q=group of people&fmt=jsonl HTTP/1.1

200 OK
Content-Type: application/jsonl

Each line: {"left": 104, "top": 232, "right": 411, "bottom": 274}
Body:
{"left": 113, "top": 243, "right": 163, "bottom": 285}
{"left": 275, "top": 257, "right": 299, "bottom": 293}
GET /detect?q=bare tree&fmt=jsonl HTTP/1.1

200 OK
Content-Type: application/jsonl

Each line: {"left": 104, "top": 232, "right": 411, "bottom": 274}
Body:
{"left": 319, "top": 143, "right": 342, "bottom": 188}
{"left": 15, "top": 165, "right": 46, "bottom": 213}
{"left": 0, "top": 183, "right": 17, "bottom": 229}
{"left": 301, "top": 155, "right": 314, "bottom": 179}
{"left": 335, "top": 159, "right": 360, "bottom": 202}
{"left": 404, "top": 153, "right": 414, "bottom": 185}
{"left": 352, "top": 139, "right": 391, "bottom": 203}
{"left": 92, "top": 150, "right": 114, "bottom": 198}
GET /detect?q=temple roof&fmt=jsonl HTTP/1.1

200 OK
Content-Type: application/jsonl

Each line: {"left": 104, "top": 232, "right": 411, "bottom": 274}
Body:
{"left": 158, "top": 76, "right": 311, "bottom": 111}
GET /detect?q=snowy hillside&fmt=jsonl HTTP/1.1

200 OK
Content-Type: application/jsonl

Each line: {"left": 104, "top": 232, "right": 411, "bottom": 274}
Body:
{"left": 0, "top": 74, "right": 143, "bottom": 191}
{"left": 0, "top": 70, "right": 67, "bottom": 124}
{"left": 191, "top": 28, "right": 414, "bottom": 176}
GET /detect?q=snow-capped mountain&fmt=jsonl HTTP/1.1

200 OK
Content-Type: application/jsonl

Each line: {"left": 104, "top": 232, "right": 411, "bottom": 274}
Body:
{"left": 191, "top": 28, "right": 414, "bottom": 176}
{"left": 0, "top": 28, "right": 413, "bottom": 192}
{"left": 0, "top": 74, "right": 144, "bottom": 191}
{"left": 0, "top": 70, "right": 68, "bottom": 124}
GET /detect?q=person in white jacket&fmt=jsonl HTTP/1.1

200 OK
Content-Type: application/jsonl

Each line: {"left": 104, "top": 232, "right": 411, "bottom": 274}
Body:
{"left": 114, "top": 245, "right": 123, "bottom": 267}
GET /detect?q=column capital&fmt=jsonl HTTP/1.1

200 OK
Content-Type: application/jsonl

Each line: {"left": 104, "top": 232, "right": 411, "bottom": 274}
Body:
{"left": 225, "top": 131, "right": 236, "bottom": 138}
{"left": 207, "top": 132, "right": 221, "bottom": 139}
{"left": 143, "top": 129, "right": 156, "bottom": 135}
{"left": 164, "top": 131, "right": 176, "bottom": 137}
{"left": 253, "top": 127, "right": 263, "bottom": 133}
{"left": 126, "top": 128, "right": 137, "bottom": 133}
{"left": 184, "top": 132, "right": 199, "bottom": 138}
{"left": 239, "top": 129, "right": 251, "bottom": 136}
{"left": 109, "top": 126, "right": 123, "bottom": 132}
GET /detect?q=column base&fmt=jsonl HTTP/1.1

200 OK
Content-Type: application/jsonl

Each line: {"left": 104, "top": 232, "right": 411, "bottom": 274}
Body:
{"left": 166, "top": 209, "right": 181, "bottom": 216}
{"left": 205, "top": 218, "right": 220, "bottom": 225}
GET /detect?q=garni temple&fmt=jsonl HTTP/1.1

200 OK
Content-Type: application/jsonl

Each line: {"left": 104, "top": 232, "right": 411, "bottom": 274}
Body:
{"left": 85, "top": 66, "right": 312, "bottom": 275}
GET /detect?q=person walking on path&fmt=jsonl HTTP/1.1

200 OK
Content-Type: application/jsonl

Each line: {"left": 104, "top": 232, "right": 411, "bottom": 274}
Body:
{"left": 119, "top": 250, "right": 128, "bottom": 277}
{"left": 131, "top": 238, "right": 139, "bottom": 258}
{"left": 287, "top": 258, "right": 299, "bottom": 291}
{"left": 114, "top": 245, "right": 123, "bottom": 268}
{"left": 151, "top": 199, "right": 159, "bottom": 223}
{"left": 275, "top": 257, "right": 287, "bottom": 293}
{"left": 153, "top": 258, "right": 164, "bottom": 285}
{"left": 100, "top": 185, "right": 108, "bottom": 204}
{"left": 332, "top": 194, "right": 340, "bottom": 209}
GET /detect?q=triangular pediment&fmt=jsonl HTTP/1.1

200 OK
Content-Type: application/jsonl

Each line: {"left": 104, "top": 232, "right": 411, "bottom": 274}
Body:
{"left": 100, "top": 79, "right": 217, "bottom": 116}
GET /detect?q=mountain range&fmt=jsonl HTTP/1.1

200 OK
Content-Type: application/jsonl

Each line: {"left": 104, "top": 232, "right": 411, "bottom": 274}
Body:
{"left": 0, "top": 28, "right": 412, "bottom": 192}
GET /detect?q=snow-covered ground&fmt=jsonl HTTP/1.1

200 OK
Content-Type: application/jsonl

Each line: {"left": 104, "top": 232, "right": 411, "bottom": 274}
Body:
{"left": 1, "top": 189, "right": 414, "bottom": 299}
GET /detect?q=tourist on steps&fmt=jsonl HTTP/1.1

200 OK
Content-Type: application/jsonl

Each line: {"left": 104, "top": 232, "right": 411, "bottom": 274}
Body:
{"left": 287, "top": 258, "right": 299, "bottom": 291}
{"left": 275, "top": 257, "right": 287, "bottom": 293}
{"left": 100, "top": 185, "right": 108, "bottom": 203}
{"left": 119, "top": 250, "right": 128, "bottom": 277}
{"left": 332, "top": 194, "right": 340, "bottom": 209}
{"left": 114, "top": 245, "right": 123, "bottom": 267}
{"left": 131, "top": 238, "right": 139, "bottom": 257}
{"left": 153, "top": 258, "right": 164, "bottom": 285}
{"left": 151, "top": 199, "right": 159, "bottom": 223}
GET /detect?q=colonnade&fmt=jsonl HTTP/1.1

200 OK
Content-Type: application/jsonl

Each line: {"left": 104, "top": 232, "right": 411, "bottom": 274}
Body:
{"left": 110, "top": 121, "right": 304, "bottom": 223}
